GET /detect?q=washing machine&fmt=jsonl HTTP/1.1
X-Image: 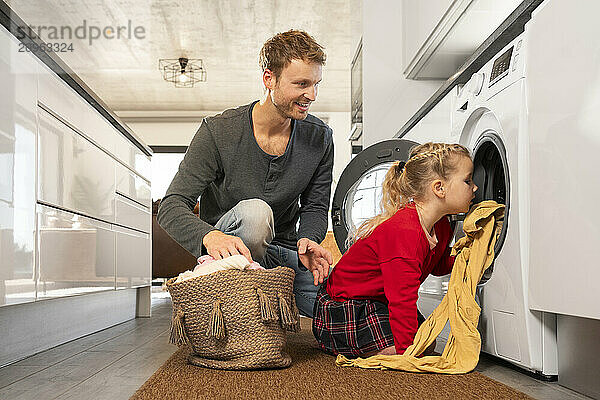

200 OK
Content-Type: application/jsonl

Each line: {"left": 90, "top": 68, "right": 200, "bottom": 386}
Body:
{"left": 331, "top": 33, "right": 558, "bottom": 378}
{"left": 447, "top": 33, "right": 557, "bottom": 378}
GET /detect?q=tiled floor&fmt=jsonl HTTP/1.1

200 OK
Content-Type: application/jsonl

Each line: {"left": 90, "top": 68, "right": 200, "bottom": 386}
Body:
{"left": 0, "top": 292, "right": 593, "bottom": 400}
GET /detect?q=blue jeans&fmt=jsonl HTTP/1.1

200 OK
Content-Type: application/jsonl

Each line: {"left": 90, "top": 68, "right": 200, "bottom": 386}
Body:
{"left": 213, "top": 198, "right": 320, "bottom": 318}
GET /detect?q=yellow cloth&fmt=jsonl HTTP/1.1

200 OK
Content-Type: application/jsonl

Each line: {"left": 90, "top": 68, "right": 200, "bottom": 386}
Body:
{"left": 335, "top": 200, "right": 505, "bottom": 374}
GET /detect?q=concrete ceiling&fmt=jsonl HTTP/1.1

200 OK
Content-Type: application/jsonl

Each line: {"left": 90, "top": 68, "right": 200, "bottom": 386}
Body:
{"left": 7, "top": 0, "right": 362, "bottom": 115}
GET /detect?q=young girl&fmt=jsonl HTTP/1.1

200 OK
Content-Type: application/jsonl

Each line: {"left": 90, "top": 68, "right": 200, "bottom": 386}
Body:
{"left": 312, "top": 142, "right": 477, "bottom": 357}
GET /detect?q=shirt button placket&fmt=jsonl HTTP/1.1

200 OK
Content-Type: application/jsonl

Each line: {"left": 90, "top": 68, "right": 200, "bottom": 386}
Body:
{"left": 266, "top": 160, "right": 276, "bottom": 192}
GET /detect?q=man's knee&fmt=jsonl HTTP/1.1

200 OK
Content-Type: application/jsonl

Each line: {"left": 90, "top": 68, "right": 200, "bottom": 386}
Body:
{"left": 233, "top": 199, "right": 274, "bottom": 256}
{"left": 234, "top": 199, "right": 274, "bottom": 234}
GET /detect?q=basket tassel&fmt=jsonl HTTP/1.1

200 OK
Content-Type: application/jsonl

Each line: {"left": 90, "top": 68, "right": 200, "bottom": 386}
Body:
{"left": 278, "top": 293, "right": 297, "bottom": 331}
{"left": 256, "top": 288, "right": 278, "bottom": 322}
{"left": 207, "top": 300, "right": 225, "bottom": 340}
{"left": 169, "top": 307, "right": 189, "bottom": 346}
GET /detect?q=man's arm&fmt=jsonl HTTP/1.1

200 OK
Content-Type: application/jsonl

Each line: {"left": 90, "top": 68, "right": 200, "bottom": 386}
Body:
{"left": 157, "top": 119, "right": 221, "bottom": 257}
{"left": 297, "top": 130, "right": 334, "bottom": 245}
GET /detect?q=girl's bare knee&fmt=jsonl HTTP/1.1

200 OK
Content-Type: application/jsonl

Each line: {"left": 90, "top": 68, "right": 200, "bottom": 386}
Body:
{"left": 362, "top": 345, "right": 396, "bottom": 357}
{"left": 377, "top": 345, "right": 397, "bottom": 355}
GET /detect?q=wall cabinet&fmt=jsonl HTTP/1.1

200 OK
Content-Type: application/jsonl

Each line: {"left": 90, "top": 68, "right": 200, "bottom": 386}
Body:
{"left": 401, "top": 0, "right": 522, "bottom": 79}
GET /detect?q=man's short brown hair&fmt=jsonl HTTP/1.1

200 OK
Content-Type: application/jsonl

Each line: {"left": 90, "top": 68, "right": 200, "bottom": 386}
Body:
{"left": 259, "top": 30, "right": 326, "bottom": 79}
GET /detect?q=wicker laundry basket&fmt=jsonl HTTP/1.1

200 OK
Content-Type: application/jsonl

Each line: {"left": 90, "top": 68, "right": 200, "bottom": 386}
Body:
{"left": 166, "top": 266, "right": 300, "bottom": 370}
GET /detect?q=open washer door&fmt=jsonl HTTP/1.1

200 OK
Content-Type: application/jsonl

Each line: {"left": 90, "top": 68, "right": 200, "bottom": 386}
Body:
{"left": 466, "top": 132, "right": 510, "bottom": 283}
{"left": 331, "top": 139, "right": 419, "bottom": 254}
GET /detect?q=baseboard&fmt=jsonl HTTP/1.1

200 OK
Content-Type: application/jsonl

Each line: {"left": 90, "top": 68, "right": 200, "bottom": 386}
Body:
{"left": 0, "top": 289, "right": 137, "bottom": 367}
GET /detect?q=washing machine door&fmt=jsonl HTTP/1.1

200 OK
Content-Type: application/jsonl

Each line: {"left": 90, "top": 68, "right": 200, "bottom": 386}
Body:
{"left": 331, "top": 139, "right": 419, "bottom": 254}
{"left": 456, "top": 124, "right": 510, "bottom": 283}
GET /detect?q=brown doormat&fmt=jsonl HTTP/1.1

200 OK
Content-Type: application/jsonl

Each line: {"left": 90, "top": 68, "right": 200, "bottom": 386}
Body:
{"left": 131, "top": 318, "right": 532, "bottom": 400}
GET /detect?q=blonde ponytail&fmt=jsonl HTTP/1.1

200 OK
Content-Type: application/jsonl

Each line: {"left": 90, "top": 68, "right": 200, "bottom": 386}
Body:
{"left": 347, "top": 142, "right": 470, "bottom": 246}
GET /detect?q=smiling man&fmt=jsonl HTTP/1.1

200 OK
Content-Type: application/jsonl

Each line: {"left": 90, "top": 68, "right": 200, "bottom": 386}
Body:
{"left": 157, "top": 30, "right": 334, "bottom": 317}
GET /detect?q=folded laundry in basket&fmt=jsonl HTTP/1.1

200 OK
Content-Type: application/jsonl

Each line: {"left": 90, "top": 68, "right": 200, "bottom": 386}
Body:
{"left": 196, "top": 255, "right": 264, "bottom": 271}
{"left": 174, "top": 255, "right": 266, "bottom": 283}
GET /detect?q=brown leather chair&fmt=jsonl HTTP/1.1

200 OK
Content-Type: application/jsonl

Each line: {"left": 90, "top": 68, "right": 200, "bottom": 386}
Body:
{"left": 152, "top": 199, "right": 198, "bottom": 279}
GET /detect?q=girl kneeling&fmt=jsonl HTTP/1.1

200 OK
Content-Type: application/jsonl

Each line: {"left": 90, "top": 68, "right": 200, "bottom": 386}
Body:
{"left": 312, "top": 142, "right": 477, "bottom": 357}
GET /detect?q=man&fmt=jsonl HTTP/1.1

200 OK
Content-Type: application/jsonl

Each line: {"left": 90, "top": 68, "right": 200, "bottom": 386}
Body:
{"left": 157, "top": 30, "right": 334, "bottom": 317}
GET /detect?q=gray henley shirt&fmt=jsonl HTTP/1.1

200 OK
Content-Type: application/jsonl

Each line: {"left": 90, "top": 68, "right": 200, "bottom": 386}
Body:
{"left": 157, "top": 101, "right": 334, "bottom": 257}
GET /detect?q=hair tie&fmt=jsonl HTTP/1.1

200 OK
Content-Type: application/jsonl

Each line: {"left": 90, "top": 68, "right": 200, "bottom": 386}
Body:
{"left": 395, "top": 161, "right": 406, "bottom": 175}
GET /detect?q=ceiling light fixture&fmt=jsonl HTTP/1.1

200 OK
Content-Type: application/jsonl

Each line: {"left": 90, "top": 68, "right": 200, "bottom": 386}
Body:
{"left": 159, "top": 57, "right": 206, "bottom": 88}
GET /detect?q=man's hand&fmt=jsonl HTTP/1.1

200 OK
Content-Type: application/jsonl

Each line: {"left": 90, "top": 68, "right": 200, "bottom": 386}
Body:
{"left": 202, "top": 230, "right": 253, "bottom": 263}
{"left": 297, "top": 238, "right": 333, "bottom": 286}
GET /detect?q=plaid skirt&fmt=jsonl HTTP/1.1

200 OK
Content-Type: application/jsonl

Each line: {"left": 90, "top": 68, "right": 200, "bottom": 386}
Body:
{"left": 312, "top": 283, "right": 424, "bottom": 357}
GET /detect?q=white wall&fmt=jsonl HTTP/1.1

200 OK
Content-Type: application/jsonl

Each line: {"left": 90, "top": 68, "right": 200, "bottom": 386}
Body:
{"left": 362, "top": 0, "right": 446, "bottom": 147}
{"left": 313, "top": 112, "right": 352, "bottom": 198}
{"left": 401, "top": 89, "right": 454, "bottom": 144}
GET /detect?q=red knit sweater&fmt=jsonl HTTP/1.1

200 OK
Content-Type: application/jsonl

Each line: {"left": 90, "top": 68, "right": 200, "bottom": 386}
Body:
{"left": 326, "top": 204, "right": 455, "bottom": 354}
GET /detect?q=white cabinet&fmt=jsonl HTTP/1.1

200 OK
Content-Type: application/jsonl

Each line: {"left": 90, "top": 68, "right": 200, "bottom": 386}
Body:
{"left": 402, "top": 0, "right": 454, "bottom": 76}
{"left": 115, "top": 162, "right": 151, "bottom": 208}
{"left": 526, "top": 0, "right": 600, "bottom": 320}
{"left": 0, "top": 9, "right": 153, "bottom": 367}
{"left": 402, "top": 0, "right": 522, "bottom": 79}
{"left": 38, "top": 64, "right": 117, "bottom": 155}
{"left": 115, "top": 193, "right": 151, "bottom": 233}
{"left": 36, "top": 73, "right": 152, "bottom": 299}
{"left": 0, "top": 24, "right": 38, "bottom": 306}
{"left": 37, "top": 204, "right": 115, "bottom": 298}
{"left": 115, "top": 134, "right": 151, "bottom": 181}
{"left": 38, "top": 108, "right": 116, "bottom": 222}
{"left": 115, "top": 225, "right": 150, "bottom": 289}
{"left": 37, "top": 63, "right": 152, "bottom": 184}
{"left": 1, "top": 17, "right": 151, "bottom": 309}
{"left": 37, "top": 65, "right": 86, "bottom": 132}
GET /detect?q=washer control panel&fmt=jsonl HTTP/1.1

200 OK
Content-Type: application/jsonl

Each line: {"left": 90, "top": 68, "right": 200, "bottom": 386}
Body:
{"left": 489, "top": 46, "right": 514, "bottom": 86}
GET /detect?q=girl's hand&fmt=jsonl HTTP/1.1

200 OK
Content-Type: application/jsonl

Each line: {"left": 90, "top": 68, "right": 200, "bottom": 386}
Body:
{"left": 297, "top": 238, "right": 333, "bottom": 286}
